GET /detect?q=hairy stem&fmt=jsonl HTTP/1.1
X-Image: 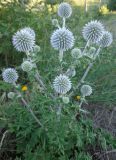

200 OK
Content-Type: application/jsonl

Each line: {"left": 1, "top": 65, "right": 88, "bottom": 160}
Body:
{"left": 69, "top": 47, "right": 101, "bottom": 97}
{"left": 56, "top": 105, "right": 62, "bottom": 121}
{"left": 63, "top": 18, "right": 66, "bottom": 28}
{"left": 0, "top": 130, "right": 8, "bottom": 150}
{"left": 82, "top": 41, "right": 90, "bottom": 55}
{"left": 21, "top": 97, "right": 43, "bottom": 127}
{"left": 59, "top": 50, "right": 64, "bottom": 62}
{"left": 14, "top": 85, "right": 43, "bottom": 127}
{"left": 35, "top": 69, "right": 46, "bottom": 90}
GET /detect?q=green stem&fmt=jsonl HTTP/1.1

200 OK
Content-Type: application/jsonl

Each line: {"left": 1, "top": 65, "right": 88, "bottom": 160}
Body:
{"left": 59, "top": 50, "right": 64, "bottom": 62}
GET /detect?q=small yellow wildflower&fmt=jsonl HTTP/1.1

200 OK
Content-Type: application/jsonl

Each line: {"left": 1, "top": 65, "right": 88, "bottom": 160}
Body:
{"left": 76, "top": 96, "right": 81, "bottom": 101}
{"left": 22, "top": 85, "right": 28, "bottom": 91}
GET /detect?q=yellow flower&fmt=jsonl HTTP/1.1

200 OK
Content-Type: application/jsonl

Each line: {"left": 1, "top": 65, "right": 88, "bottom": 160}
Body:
{"left": 76, "top": 96, "right": 81, "bottom": 101}
{"left": 22, "top": 85, "right": 28, "bottom": 91}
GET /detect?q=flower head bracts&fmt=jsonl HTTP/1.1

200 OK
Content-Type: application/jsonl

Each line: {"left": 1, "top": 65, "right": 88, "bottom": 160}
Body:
{"left": 53, "top": 74, "right": 71, "bottom": 94}
{"left": 21, "top": 60, "right": 33, "bottom": 72}
{"left": 51, "top": 28, "right": 74, "bottom": 51}
{"left": 58, "top": 2, "right": 72, "bottom": 18}
{"left": 22, "top": 27, "right": 35, "bottom": 39}
{"left": 82, "top": 20, "right": 104, "bottom": 43}
{"left": 71, "top": 48, "right": 82, "bottom": 59}
{"left": 12, "top": 28, "right": 35, "bottom": 52}
{"left": 2, "top": 68, "right": 18, "bottom": 84}
{"left": 81, "top": 85, "right": 92, "bottom": 97}
{"left": 98, "top": 31, "right": 113, "bottom": 48}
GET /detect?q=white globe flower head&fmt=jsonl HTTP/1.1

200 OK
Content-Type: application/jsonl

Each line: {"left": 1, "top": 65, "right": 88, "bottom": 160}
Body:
{"left": 81, "top": 85, "right": 92, "bottom": 97}
{"left": 53, "top": 74, "right": 71, "bottom": 94}
{"left": 2, "top": 68, "right": 18, "bottom": 84}
{"left": 21, "top": 60, "right": 33, "bottom": 72}
{"left": 51, "top": 28, "right": 74, "bottom": 51}
{"left": 82, "top": 20, "right": 104, "bottom": 43}
{"left": 12, "top": 28, "right": 35, "bottom": 52}
{"left": 8, "top": 92, "right": 15, "bottom": 99}
{"left": 98, "top": 31, "right": 113, "bottom": 48}
{"left": 22, "top": 27, "right": 35, "bottom": 39}
{"left": 62, "top": 96, "right": 70, "bottom": 104}
{"left": 58, "top": 2, "right": 72, "bottom": 18}
{"left": 71, "top": 48, "right": 82, "bottom": 59}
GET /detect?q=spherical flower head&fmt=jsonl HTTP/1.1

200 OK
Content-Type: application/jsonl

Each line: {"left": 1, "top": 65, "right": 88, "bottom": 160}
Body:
{"left": 21, "top": 60, "right": 33, "bottom": 72}
{"left": 12, "top": 28, "right": 35, "bottom": 52}
{"left": 98, "top": 31, "right": 113, "bottom": 48}
{"left": 2, "top": 68, "right": 18, "bottom": 84}
{"left": 51, "top": 28, "right": 74, "bottom": 51}
{"left": 22, "top": 27, "right": 35, "bottom": 39}
{"left": 82, "top": 20, "right": 104, "bottom": 43}
{"left": 58, "top": 2, "right": 72, "bottom": 18}
{"left": 8, "top": 92, "right": 15, "bottom": 99}
{"left": 89, "top": 47, "right": 96, "bottom": 54}
{"left": 62, "top": 96, "right": 70, "bottom": 104}
{"left": 53, "top": 74, "right": 71, "bottom": 94}
{"left": 52, "top": 19, "right": 59, "bottom": 27}
{"left": 66, "top": 67, "right": 76, "bottom": 77}
{"left": 81, "top": 85, "right": 92, "bottom": 97}
{"left": 71, "top": 48, "right": 82, "bottom": 59}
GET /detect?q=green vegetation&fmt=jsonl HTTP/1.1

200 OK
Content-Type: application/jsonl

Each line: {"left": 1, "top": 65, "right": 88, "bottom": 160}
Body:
{"left": 0, "top": 0, "right": 116, "bottom": 160}
{"left": 108, "top": 0, "right": 116, "bottom": 11}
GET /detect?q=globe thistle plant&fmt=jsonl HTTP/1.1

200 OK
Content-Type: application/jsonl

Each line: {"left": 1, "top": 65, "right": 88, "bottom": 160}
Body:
{"left": 53, "top": 74, "right": 71, "bottom": 94}
{"left": 52, "top": 19, "right": 59, "bottom": 28}
{"left": 66, "top": 67, "right": 76, "bottom": 77}
{"left": 58, "top": 2, "right": 72, "bottom": 19}
{"left": 84, "top": 47, "right": 96, "bottom": 59}
{"left": 62, "top": 96, "right": 70, "bottom": 104}
{"left": 21, "top": 60, "right": 33, "bottom": 72}
{"left": 81, "top": 85, "right": 92, "bottom": 97}
{"left": 8, "top": 92, "right": 15, "bottom": 99}
{"left": 2, "top": 68, "right": 18, "bottom": 84}
{"left": 30, "top": 45, "right": 41, "bottom": 55}
{"left": 12, "top": 28, "right": 35, "bottom": 52}
{"left": 22, "top": 27, "right": 35, "bottom": 39}
{"left": 98, "top": 31, "right": 113, "bottom": 48}
{"left": 71, "top": 48, "right": 82, "bottom": 59}
{"left": 51, "top": 28, "right": 74, "bottom": 52}
{"left": 82, "top": 20, "right": 104, "bottom": 43}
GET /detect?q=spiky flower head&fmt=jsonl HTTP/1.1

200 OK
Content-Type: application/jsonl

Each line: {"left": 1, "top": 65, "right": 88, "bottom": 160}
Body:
{"left": 21, "top": 60, "right": 33, "bottom": 72}
{"left": 98, "top": 31, "right": 113, "bottom": 48}
{"left": 62, "top": 96, "right": 70, "bottom": 104}
{"left": 71, "top": 48, "right": 82, "bottom": 59}
{"left": 22, "top": 27, "right": 35, "bottom": 38}
{"left": 66, "top": 67, "right": 76, "bottom": 77}
{"left": 51, "top": 28, "right": 74, "bottom": 51}
{"left": 2, "top": 68, "right": 18, "bottom": 84}
{"left": 81, "top": 85, "right": 92, "bottom": 97}
{"left": 82, "top": 20, "right": 104, "bottom": 43}
{"left": 8, "top": 92, "right": 15, "bottom": 99}
{"left": 58, "top": 2, "right": 72, "bottom": 18}
{"left": 52, "top": 19, "right": 59, "bottom": 27}
{"left": 53, "top": 74, "right": 71, "bottom": 94}
{"left": 12, "top": 28, "right": 35, "bottom": 52}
